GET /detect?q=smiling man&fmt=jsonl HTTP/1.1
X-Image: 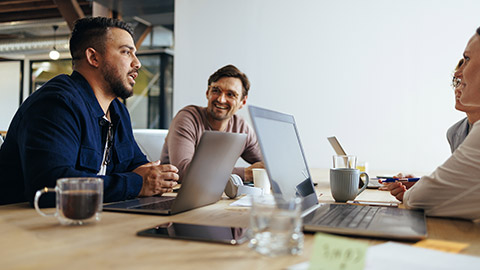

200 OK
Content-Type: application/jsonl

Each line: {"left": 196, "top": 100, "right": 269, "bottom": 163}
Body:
{"left": 0, "top": 17, "right": 178, "bottom": 207}
{"left": 161, "top": 65, "right": 263, "bottom": 182}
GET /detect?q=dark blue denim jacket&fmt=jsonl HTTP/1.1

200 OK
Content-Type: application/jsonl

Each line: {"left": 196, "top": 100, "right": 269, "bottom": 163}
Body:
{"left": 0, "top": 71, "right": 148, "bottom": 206}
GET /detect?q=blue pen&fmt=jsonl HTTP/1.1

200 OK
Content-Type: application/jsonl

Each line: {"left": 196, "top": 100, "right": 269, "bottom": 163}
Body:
{"left": 381, "top": 178, "right": 420, "bottom": 183}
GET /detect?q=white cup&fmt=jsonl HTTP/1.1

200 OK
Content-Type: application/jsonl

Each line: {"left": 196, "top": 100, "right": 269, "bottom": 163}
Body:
{"left": 252, "top": 168, "right": 271, "bottom": 194}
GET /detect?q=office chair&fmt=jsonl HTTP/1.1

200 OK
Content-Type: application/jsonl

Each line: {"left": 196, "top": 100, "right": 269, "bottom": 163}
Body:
{"left": 132, "top": 129, "right": 168, "bottom": 162}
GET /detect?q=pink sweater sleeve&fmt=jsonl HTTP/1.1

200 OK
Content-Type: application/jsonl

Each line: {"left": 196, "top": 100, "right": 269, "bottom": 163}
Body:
{"left": 161, "top": 109, "right": 203, "bottom": 181}
{"left": 161, "top": 106, "right": 262, "bottom": 182}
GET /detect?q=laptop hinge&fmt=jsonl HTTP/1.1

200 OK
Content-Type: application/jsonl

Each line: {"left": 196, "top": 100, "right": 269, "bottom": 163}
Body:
{"left": 301, "top": 203, "right": 322, "bottom": 218}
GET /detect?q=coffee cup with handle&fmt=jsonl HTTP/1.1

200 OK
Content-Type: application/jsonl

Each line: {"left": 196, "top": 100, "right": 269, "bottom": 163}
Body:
{"left": 34, "top": 177, "right": 103, "bottom": 225}
{"left": 329, "top": 168, "right": 369, "bottom": 202}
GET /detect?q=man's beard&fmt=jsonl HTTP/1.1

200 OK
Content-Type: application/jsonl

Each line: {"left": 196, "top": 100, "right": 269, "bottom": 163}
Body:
{"left": 207, "top": 104, "right": 231, "bottom": 121}
{"left": 102, "top": 61, "right": 134, "bottom": 100}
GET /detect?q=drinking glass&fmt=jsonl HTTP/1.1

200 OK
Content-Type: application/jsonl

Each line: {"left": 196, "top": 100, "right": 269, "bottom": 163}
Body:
{"left": 333, "top": 155, "right": 357, "bottom": 169}
{"left": 34, "top": 177, "right": 103, "bottom": 225}
{"left": 249, "top": 194, "right": 303, "bottom": 256}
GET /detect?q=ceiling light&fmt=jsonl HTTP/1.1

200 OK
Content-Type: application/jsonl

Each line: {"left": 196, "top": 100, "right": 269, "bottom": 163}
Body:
{"left": 49, "top": 25, "right": 60, "bottom": 60}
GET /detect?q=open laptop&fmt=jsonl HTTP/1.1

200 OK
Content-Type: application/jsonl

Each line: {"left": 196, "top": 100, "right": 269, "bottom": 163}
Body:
{"left": 248, "top": 105, "right": 427, "bottom": 241}
{"left": 104, "top": 131, "right": 247, "bottom": 215}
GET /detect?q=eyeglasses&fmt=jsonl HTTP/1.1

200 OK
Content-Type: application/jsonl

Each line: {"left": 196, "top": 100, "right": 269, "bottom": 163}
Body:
{"left": 452, "top": 58, "right": 464, "bottom": 88}
{"left": 452, "top": 76, "right": 461, "bottom": 89}
{"left": 208, "top": 86, "right": 241, "bottom": 101}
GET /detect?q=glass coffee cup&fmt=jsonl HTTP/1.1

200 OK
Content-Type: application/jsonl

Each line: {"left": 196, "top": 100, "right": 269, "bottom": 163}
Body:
{"left": 34, "top": 177, "right": 103, "bottom": 225}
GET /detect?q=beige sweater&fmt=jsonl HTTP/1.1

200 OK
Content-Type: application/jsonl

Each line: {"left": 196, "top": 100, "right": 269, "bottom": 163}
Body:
{"left": 160, "top": 105, "right": 262, "bottom": 181}
{"left": 404, "top": 121, "right": 480, "bottom": 221}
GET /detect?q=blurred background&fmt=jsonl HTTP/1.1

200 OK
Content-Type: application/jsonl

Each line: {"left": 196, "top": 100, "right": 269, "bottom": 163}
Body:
{"left": 1, "top": 0, "right": 479, "bottom": 173}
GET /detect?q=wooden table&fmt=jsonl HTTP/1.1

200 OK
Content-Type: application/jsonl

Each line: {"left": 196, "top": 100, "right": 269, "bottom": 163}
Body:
{"left": 1, "top": 169, "right": 480, "bottom": 269}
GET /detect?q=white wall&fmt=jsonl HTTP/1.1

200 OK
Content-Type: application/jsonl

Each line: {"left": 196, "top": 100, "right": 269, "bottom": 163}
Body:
{"left": 0, "top": 61, "right": 21, "bottom": 131}
{"left": 174, "top": 0, "right": 480, "bottom": 173}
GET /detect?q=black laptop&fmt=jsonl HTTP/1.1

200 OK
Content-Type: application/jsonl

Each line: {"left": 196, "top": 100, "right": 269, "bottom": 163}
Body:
{"left": 248, "top": 105, "right": 427, "bottom": 241}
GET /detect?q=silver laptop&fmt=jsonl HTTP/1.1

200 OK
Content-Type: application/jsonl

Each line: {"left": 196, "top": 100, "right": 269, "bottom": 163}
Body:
{"left": 248, "top": 105, "right": 427, "bottom": 241}
{"left": 104, "top": 131, "right": 247, "bottom": 215}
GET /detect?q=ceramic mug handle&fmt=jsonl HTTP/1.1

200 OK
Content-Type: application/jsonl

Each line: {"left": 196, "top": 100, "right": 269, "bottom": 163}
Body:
{"left": 357, "top": 172, "right": 369, "bottom": 195}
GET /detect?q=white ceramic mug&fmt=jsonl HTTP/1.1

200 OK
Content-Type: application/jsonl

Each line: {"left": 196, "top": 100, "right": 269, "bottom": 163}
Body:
{"left": 252, "top": 168, "right": 271, "bottom": 194}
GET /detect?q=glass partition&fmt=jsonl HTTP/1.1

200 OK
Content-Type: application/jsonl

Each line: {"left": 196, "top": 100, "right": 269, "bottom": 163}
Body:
{"left": 30, "top": 51, "right": 173, "bottom": 129}
{"left": 127, "top": 52, "right": 173, "bottom": 129}
{"left": 31, "top": 59, "right": 72, "bottom": 93}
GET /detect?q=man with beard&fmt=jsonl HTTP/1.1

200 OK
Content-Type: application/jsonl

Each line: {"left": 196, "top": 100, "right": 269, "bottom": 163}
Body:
{"left": 0, "top": 17, "right": 178, "bottom": 207}
{"left": 160, "top": 65, "right": 263, "bottom": 182}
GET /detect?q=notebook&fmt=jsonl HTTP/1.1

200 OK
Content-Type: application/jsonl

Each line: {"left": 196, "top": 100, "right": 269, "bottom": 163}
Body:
{"left": 103, "top": 131, "right": 247, "bottom": 215}
{"left": 248, "top": 105, "right": 427, "bottom": 241}
{"left": 327, "top": 136, "right": 347, "bottom": 156}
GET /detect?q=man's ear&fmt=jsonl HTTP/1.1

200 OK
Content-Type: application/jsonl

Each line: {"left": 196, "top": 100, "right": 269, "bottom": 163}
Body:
{"left": 85, "top": 47, "right": 100, "bottom": 68}
{"left": 239, "top": 95, "right": 248, "bottom": 109}
{"left": 206, "top": 88, "right": 210, "bottom": 99}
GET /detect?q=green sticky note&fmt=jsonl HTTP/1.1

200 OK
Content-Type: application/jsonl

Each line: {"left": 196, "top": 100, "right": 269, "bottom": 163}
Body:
{"left": 309, "top": 233, "right": 368, "bottom": 270}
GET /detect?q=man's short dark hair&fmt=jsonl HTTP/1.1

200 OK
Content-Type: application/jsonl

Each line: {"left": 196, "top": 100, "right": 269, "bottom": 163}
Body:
{"left": 477, "top": 26, "right": 480, "bottom": 36}
{"left": 70, "top": 17, "right": 134, "bottom": 64}
{"left": 208, "top": 65, "right": 251, "bottom": 98}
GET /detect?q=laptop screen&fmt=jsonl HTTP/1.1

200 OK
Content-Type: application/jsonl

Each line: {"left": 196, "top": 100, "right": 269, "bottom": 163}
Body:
{"left": 248, "top": 106, "right": 318, "bottom": 208}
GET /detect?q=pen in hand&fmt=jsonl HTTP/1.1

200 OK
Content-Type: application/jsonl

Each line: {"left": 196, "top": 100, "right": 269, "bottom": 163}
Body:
{"left": 381, "top": 178, "right": 420, "bottom": 183}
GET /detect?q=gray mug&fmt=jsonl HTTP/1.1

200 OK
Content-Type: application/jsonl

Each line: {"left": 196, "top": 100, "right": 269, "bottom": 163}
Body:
{"left": 330, "top": 168, "right": 369, "bottom": 202}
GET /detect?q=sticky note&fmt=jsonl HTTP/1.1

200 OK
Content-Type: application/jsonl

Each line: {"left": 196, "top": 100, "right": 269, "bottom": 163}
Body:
{"left": 413, "top": 239, "right": 469, "bottom": 253}
{"left": 309, "top": 233, "right": 368, "bottom": 270}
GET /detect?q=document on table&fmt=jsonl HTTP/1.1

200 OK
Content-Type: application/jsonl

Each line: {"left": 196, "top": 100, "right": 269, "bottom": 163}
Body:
{"left": 230, "top": 193, "right": 323, "bottom": 207}
{"left": 364, "top": 242, "right": 480, "bottom": 270}
{"left": 287, "top": 242, "right": 480, "bottom": 270}
{"left": 229, "top": 195, "right": 252, "bottom": 207}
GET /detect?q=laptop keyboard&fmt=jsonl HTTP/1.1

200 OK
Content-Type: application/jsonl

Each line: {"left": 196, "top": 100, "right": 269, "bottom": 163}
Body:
{"left": 313, "top": 204, "right": 380, "bottom": 229}
{"left": 129, "top": 197, "right": 175, "bottom": 210}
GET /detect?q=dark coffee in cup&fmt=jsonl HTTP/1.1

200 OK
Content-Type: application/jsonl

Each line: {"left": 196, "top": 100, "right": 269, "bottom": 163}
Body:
{"left": 61, "top": 190, "right": 101, "bottom": 220}
{"left": 35, "top": 178, "right": 103, "bottom": 225}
